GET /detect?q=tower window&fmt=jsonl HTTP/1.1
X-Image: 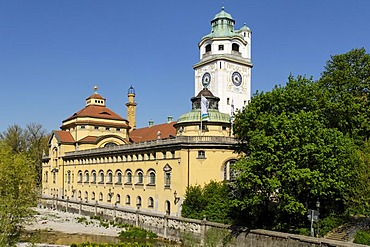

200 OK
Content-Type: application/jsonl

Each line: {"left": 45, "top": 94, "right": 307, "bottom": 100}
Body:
{"left": 205, "top": 44, "right": 211, "bottom": 53}
{"left": 218, "top": 45, "right": 224, "bottom": 51}
{"left": 227, "top": 98, "right": 230, "bottom": 105}
{"left": 232, "top": 43, "right": 240, "bottom": 52}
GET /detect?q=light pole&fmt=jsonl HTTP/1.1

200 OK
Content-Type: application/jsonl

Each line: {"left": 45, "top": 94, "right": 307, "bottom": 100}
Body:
{"left": 316, "top": 200, "right": 320, "bottom": 237}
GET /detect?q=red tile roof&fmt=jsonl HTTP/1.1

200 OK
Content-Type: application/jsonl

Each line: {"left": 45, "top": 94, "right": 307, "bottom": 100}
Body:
{"left": 78, "top": 136, "right": 98, "bottom": 144}
{"left": 63, "top": 105, "right": 126, "bottom": 123}
{"left": 87, "top": 93, "right": 105, "bottom": 100}
{"left": 130, "top": 122, "right": 177, "bottom": 143}
{"left": 54, "top": 130, "right": 75, "bottom": 143}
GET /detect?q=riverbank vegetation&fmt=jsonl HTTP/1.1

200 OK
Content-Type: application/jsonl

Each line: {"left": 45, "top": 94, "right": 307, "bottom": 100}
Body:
{"left": 0, "top": 123, "right": 49, "bottom": 246}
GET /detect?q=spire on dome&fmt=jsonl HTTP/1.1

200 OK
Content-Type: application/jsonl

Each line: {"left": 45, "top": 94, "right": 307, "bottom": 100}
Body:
{"left": 94, "top": 85, "right": 98, "bottom": 94}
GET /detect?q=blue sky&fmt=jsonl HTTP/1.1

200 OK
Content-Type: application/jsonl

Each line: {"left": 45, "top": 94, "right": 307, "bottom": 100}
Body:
{"left": 1, "top": 0, "right": 369, "bottom": 132}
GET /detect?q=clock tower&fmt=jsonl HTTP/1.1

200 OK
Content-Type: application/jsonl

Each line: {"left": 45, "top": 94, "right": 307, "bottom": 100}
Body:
{"left": 193, "top": 7, "right": 252, "bottom": 114}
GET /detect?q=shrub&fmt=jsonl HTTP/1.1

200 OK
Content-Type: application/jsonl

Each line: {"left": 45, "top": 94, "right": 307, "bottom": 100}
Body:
{"left": 354, "top": 230, "right": 370, "bottom": 245}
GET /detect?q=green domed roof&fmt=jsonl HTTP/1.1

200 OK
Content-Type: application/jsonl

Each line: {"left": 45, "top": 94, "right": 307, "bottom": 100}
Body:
{"left": 177, "top": 109, "right": 230, "bottom": 124}
{"left": 213, "top": 7, "right": 233, "bottom": 20}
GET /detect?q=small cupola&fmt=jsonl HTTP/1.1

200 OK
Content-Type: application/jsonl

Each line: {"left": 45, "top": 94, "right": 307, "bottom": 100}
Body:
{"left": 86, "top": 86, "right": 106, "bottom": 107}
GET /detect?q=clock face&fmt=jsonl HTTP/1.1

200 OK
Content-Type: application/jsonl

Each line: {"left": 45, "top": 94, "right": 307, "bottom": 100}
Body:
{"left": 232, "top": 71, "right": 242, "bottom": 86}
{"left": 202, "top": 72, "right": 211, "bottom": 88}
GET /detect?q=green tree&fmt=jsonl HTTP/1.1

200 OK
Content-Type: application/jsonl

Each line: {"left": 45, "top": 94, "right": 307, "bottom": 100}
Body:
{"left": 318, "top": 48, "right": 370, "bottom": 141}
{"left": 181, "top": 181, "right": 231, "bottom": 223}
{"left": 181, "top": 184, "right": 206, "bottom": 220}
{"left": 0, "top": 142, "right": 38, "bottom": 246}
{"left": 24, "top": 123, "right": 49, "bottom": 186}
{"left": 0, "top": 124, "right": 26, "bottom": 153}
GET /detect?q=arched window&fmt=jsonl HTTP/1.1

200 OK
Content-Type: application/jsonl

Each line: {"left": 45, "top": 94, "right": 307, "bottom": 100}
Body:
{"left": 91, "top": 170, "right": 97, "bottom": 183}
{"left": 137, "top": 170, "right": 143, "bottom": 184}
{"left": 45, "top": 171, "right": 48, "bottom": 183}
{"left": 116, "top": 194, "right": 121, "bottom": 204}
{"left": 126, "top": 195, "right": 131, "bottom": 205}
{"left": 84, "top": 191, "right": 88, "bottom": 201}
{"left": 165, "top": 200, "right": 171, "bottom": 215}
{"left": 205, "top": 44, "right": 211, "bottom": 53}
{"left": 84, "top": 171, "right": 89, "bottom": 182}
{"left": 91, "top": 192, "right": 96, "bottom": 201}
{"left": 107, "top": 192, "right": 112, "bottom": 202}
{"left": 67, "top": 171, "right": 71, "bottom": 184}
{"left": 148, "top": 197, "right": 154, "bottom": 208}
{"left": 126, "top": 170, "right": 132, "bottom": 184}
{"left": 148, "top": 171, "right": 156, "bottom": 185}
{"left": 78, "top": 190, "right": 82, "bottom": 199}
{"left": 99, "top": 170, "right": 104, "bottom": 183}
{"left": 107, "top": 170, "right": 113, "bottom": 183}
{"left": 223, "top": 160, "right": 236, "bottom": 181}
{"left": 232, "top": 43, "right": 240, "bottom": 52}
{"left": 104, "top": 142, "right": 117, "bottom": 148}
{"left": 137, "top": 196, "right": 142, "bottom": 207}
{"left": 116, "top": 170, "right": 122, "bottom": 184}
{"left": 78, "top": 171, "right": 82, "bottom": 183}
{"left": 99, "top": 192, "right": 103, "bottom": 201}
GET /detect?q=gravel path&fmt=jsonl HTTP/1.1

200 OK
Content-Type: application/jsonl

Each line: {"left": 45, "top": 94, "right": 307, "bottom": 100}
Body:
{"left": 24, "top": 207, "right": 122, "bottom": 236}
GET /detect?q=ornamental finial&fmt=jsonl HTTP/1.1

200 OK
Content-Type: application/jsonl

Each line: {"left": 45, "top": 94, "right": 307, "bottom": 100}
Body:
{"left": 94, "top": 85, "right": 98, "bottom": 94}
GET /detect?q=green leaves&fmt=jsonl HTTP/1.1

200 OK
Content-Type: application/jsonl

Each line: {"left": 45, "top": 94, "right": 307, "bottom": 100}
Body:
{"left": 0, "top": 142, "right": 38, "bottom": 246}
{"left": 181, "top": 181, "right": 232, "bottom": 224}
{"left": 231, "top": 48, "right": 370, "bottom": 229}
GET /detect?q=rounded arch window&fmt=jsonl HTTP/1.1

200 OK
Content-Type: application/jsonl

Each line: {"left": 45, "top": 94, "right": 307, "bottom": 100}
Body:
{"left": 107, "top": 170, "right": 113, "bottom": 183}
{"left": 137, "top": 196, "right": 142, "bottom": 207}
{"left": 148, "top": 171, "right": 156, "bottom": 185}
{"left": 116, "top": 170, "right": 122, "bottom": 184}
{"left": 125, "top": 170, "right": 132, "bottom": 184}
{"left": 78, "top": 171, "right": 82, "bottom": 182}
{"left": 205, "top": 44, "right": 211, "bottom": 53}
{"left": 126, "top": 195, "right": 131, "bottom": 205}
{"left": 232, "top": 43, "right": 240, "bottom": 52}
{"left": 223, "top": 160, "right": 236, "bottom": 181}
{"left": 148, "top": 197, "right": 154, "bottom": 208}
{"left": 116, "top": 194, "right": 121, "bottom": 204}
{"left": 104, "top": 142, "right": 117, "bottom": 148}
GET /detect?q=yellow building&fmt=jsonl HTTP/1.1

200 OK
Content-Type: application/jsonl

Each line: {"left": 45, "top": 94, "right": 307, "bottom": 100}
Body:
{"left": 42, "top": 7, "right": 249, "bottom": 216}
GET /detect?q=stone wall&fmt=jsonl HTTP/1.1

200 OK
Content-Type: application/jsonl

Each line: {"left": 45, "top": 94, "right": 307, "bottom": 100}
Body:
{"left": 40, "top": 196, "right": 368, "bottom": 247}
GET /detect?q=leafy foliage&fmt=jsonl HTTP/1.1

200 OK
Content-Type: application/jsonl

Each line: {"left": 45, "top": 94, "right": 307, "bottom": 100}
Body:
{"left": 119, "top": 226, "right": 157, "bottom": 239}
{"left": 0, "top": 142, "right": 38, "bottom": 246}
{"left": 181, "top": 181, "right": 231, "bottom": 224}
{"left": 231, "top": 48, "right": 370, "bottom": 230}
{"left": 354, "top": 229, "right": 370, "bottom": 245}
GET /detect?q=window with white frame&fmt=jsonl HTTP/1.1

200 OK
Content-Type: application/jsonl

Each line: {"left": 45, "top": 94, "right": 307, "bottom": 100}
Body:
{"left": 148, "top": 171, "right": 156, "bottom": 185}
{"left": 223, "top": 160, "right": 236, "bottom": 181}
{"left": 116, "top": 171, "right": 122, "bottom": 184}
{"left": 78, "top": 171, "right": 82, "bottom": 183}
{"left": 148, "top": 197, "right": 154, "bottom": 208}
{"left": 126, "top": 170, "right": 132, "bottom": 184}
{"left": 107, "top": 171, "right": 113, "bottom": 183}
{"left": 91, "top": 171, "right": 97, "bottom": 183}
{"left": 99, "top": 171, "right": 104, "bottom": 183}
{"left": 126, "top": 195, "right": 131, "bottom": 205}
{"left": 136, "top": 196, "right": 142, "bottom": 207}
{"left": 137, "top": 171, "right": 143, "bottom": 184}
{"left": 163, "top": 164, "right": 172, "bottom": 188}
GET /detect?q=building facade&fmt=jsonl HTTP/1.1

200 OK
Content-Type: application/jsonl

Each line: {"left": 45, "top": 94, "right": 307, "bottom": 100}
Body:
{"left": 42, "top": 8, "right": 249, "bottom": 216}
{"left": 194, "top": 7, "right": 252, "bottom": 114}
